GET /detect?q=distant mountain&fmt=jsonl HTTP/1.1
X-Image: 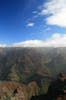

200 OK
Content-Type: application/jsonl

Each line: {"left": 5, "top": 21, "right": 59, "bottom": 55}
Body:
{"left": 0, "top": 47, "right": 66, "bottom": 98}
{"left": 0, "top": 47, "right": 66, "bottom": 100}
{"left": 0, "top": 47, "right": 66, "bottom": 83}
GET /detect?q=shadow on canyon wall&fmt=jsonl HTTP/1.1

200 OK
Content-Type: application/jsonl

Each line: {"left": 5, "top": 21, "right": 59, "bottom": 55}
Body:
{"left": 31, "top": 72, "right": 66, "bottom": 100}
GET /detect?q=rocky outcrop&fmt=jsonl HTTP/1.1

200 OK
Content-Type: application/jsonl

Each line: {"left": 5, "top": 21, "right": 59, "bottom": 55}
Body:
{"left": 28, "top": 81, "right": 39, "bottom": 98}
{"left": 0, "top": 82, "right": 28, "bottom": 100}
{"left": 0, "top": 81, "right": 39, "bottom": 100}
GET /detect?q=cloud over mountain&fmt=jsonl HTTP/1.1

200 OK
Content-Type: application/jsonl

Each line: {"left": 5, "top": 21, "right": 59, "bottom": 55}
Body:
{"left": 0, "top": 34, "right": 66, "bottom": 47}
{"left": 12, "top": 33, "right": 66, "bottom": 47}
{"left": 0, "top": 44, "right": 6, "bottom": 47}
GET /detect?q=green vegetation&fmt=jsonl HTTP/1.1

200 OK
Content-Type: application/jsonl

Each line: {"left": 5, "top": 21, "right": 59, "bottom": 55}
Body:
{"left": 0, "top": 47, "right": 66, "bottom": 97}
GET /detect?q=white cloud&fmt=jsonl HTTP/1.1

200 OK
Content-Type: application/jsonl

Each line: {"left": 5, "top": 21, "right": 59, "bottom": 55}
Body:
{"left": 32, "top": 11, "right": 38, "bottom": 14}
{"left": 0, "top": 44, "right": 6, "bottom": 47}
{"left": 12, "top": 33, "right": 66, "bottom": 47}
{"left": 45, "top": 27, "right": 51, "bottom": 31}
{"left": 0, "top": 33, "right": 66, "bottom": 48}
{"left": 27, "top": 22, "right": 34, "bottom": 27}
{"left": 12, "top": 40, "right": 43, "bottom": 47}
{"left": 39, "top": 9, "right": 49, "bottom": 15}
{"left": 39, "top": 0, "right": 66, "bottom": 27}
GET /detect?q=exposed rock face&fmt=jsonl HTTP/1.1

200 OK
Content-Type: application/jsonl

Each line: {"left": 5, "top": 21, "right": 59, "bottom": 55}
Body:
{"left": 0, "top": 82, "right": 29, "bottom": 100}
{"left": 28, "top": 81, "right": 39, "bottom": 98}
{"left": 0, "top": 81, "right": 39, "bottom": 100}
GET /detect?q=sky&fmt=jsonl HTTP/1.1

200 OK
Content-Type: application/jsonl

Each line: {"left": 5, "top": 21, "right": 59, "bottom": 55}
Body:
{"left": 0, "top": 0, "right": 66, "bottom": 47}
